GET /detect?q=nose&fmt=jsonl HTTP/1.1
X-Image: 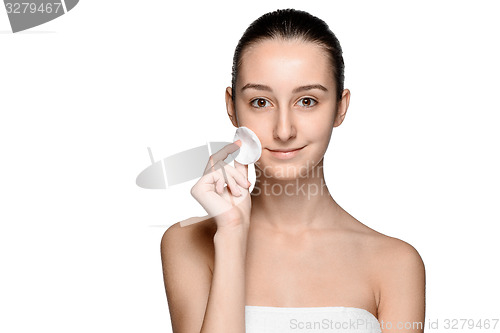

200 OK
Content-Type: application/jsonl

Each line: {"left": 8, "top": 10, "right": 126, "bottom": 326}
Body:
{"left": 273, "top": 107, "right": 297, "bottom": 142}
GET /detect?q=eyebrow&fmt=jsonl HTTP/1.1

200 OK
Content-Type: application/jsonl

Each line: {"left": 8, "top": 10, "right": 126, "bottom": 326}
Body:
{"left": 241, "top": 83, "right": 328, "bottom": 93}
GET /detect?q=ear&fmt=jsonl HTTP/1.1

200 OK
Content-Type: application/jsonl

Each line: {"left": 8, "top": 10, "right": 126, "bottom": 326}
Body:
{"left": 333, "top": 89, "right": 350, "bottom": 128}
{"left": 225, "top": 87, "right": 239, "bottom": 128}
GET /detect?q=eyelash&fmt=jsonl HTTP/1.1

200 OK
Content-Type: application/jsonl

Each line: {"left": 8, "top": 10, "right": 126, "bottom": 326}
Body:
{"left": 250, "top": 97, "right": 318, "bottom": 109}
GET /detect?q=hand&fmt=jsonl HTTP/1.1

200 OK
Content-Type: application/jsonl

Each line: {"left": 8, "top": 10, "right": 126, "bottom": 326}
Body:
{"left": 190, "top": 141, "right": 252, "bottom": 232}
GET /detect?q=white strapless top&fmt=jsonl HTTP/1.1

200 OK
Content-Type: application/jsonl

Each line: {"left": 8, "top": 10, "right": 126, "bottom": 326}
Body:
{"left": 245, "top": 306, "right": 381, "bottom": 333}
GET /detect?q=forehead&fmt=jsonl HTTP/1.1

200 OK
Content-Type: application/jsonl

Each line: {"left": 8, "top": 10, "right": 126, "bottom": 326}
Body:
{"left": 238, "top": 39, "right": 333, "bottom": 90}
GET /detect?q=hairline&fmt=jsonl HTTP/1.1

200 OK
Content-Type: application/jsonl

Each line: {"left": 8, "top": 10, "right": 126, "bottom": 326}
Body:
{"left": 232, "top": 36, "right": 338, "bottom": 101}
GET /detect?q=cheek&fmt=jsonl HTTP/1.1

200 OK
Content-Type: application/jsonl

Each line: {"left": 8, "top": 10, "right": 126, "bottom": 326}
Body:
{"left": 233, "top": 100, "right": 251, "bottom": 125}
{"left": 234, "top": 102, "right": 270, "bottom": 130}
{"left": 302, "top": 112, "right": 334, "bottom": 141}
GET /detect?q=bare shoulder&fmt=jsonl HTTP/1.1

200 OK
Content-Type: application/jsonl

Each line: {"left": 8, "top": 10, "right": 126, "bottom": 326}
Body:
{"left": 376, "top": 234, "right": 426, "bottom": 293}
{"left": 345, "top": 218, "right": 424, "bottom": 270}
{"left": 161, "top": 215, "right": 217, "bottom": 243}
{"left": 370, "top": 232, "right": 424, "bottom": 274}
{"left": 348, "top": 220, "right": 425, "bottom": 311}
{"left": 160, "top": 216, "right": 217, "bottom": 332}
{"left": 161, "top": 216, "right": 217, "bottom": 268}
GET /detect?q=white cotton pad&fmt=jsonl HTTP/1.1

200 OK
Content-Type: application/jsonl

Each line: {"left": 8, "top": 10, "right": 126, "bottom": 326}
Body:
{"left": 232, "top": 126, "right": 262, "bottom": 165}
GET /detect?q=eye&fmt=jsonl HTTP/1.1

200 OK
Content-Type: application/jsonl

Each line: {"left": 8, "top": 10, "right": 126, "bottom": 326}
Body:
{"left": 250, "top": 98, "right": 271, "bottom": 108}
{"left": 297, "top": 97, "right": 317, "bottom": 108}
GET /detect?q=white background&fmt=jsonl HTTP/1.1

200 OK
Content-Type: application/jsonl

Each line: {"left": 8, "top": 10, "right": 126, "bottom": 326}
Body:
{"left": 1, "top": 1, "right": 499, "bottom": 332}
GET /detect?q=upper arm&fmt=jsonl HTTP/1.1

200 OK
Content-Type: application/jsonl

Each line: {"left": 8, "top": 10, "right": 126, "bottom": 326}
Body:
{"left": 377, "top": 239, "right": 426, "bottom": 333}
{"left": 160, "top": 221, "right": 214, "bottom": 333}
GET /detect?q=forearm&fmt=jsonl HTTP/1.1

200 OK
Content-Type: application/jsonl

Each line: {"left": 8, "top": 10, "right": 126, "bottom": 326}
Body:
{"left": 200, "top": 229, "right": 247, "bottom": 333}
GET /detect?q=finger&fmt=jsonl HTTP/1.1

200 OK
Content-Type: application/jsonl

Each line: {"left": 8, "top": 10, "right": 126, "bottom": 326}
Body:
{"left": 203, "top": 151, "right": 232, "bottom": 176}
{"left": 215, "top": 173, "right": 225, "bottom": 194}
{"left": 225, "top": 170, "right": 242, "bottom": 196}
{"left": 225, "top": 164, "right": 250, "bottom": 189}
{"left": 200, "top": 162, "right": 240, "bottom": 195}
{"left": 192, "top": 168, "right": 221, "bottom": 195}
{"left": 194, "top": 169, "right": 240, "bottom": 217}
{"left": 233, "top": 160, "right": 249, "bottom": 182}
{"left": 204, "top": 141, "right": 241, "bottom": 174}
{"left": 207, "top": 167, "right": 226, "bottom": 195}
{"left": 197, "top": 190, "right": 234, "bottom": 218}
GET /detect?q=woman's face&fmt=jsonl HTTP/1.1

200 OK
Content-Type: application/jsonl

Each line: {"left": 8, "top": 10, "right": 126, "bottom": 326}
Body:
{"left": 226, "top": 38, "right": 349, "bottom": 180}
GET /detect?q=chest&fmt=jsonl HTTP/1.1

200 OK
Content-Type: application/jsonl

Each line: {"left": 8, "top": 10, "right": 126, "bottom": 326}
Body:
{"left": 244, "top": 231, "right": 378, "bottom": 312}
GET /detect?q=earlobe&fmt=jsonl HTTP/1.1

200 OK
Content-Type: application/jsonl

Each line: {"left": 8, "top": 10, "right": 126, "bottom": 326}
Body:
{"left": 225, "top": 87, "right": 239, "bottom": 127}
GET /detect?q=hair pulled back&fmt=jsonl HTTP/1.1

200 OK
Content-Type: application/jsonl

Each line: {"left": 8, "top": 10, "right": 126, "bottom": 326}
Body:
{"left": 231, "top": 8, "right": 345, "bottom": 102}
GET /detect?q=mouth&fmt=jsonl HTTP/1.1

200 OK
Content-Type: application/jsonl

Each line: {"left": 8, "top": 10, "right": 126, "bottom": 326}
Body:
{"left": 266, "top": 146, "right": 306, "bottom": 159}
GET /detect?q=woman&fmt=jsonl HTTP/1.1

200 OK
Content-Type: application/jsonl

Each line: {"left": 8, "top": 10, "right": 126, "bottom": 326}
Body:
{"left": 161, "top": 8, "right": 425, "bottom": 333}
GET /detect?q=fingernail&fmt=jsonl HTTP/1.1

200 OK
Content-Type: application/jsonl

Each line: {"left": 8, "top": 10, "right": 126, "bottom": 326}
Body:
{"left": 247, "top": 180, "right": 251, "bottom": 187}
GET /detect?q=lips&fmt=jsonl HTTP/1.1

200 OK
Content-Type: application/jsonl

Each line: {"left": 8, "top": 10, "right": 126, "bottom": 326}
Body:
{"left": 266, "top": 146, "right": 305, "bottom": 159}
{"left": 267, "top": 146, "right": 305, "bottom": 153}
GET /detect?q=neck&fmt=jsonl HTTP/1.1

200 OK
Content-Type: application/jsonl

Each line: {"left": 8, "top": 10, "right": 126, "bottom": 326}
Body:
{"left": 249, "top": 159, "right": 341, "bottom": 232}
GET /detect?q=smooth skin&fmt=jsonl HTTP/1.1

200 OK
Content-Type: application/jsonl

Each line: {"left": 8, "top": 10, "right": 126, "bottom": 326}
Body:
{"left": 161, "top": 38, "right": 425, "bottom": 333}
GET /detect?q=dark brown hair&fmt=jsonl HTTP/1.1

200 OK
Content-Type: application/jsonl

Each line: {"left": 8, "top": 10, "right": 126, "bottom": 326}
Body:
{"left": 231, "top": 8, "right": 345, "bottom": 102}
